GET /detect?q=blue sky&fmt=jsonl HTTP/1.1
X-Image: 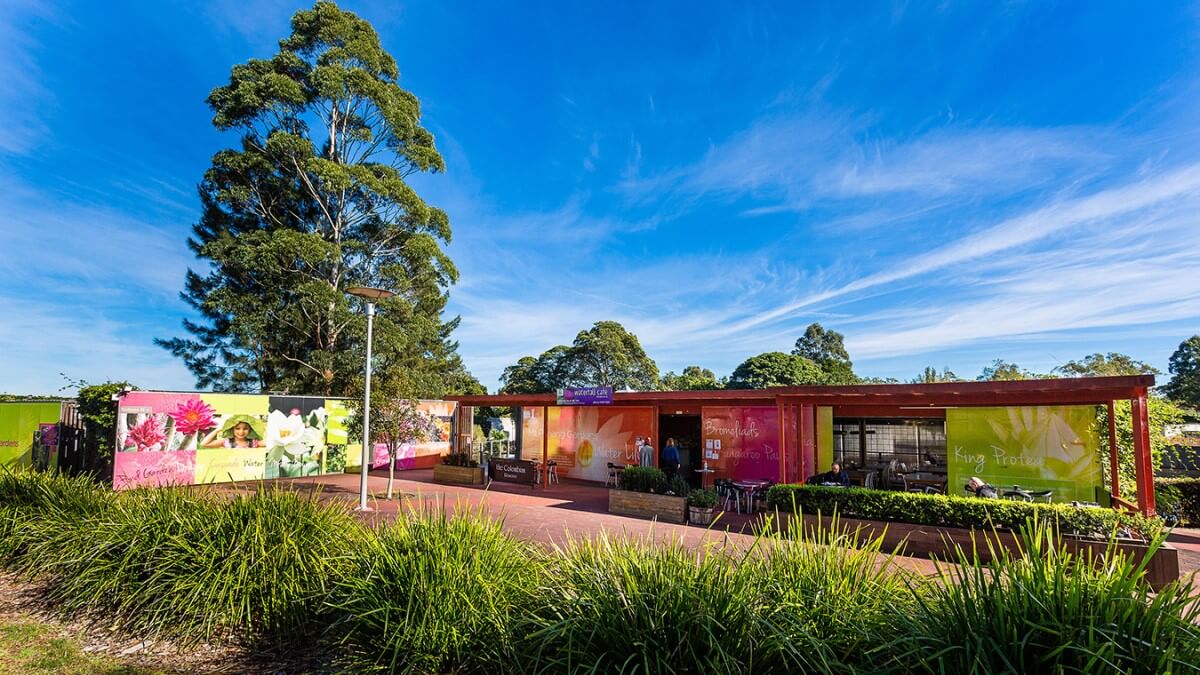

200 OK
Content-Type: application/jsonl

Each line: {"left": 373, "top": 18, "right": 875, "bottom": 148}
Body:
{"left": 2, "top": 1, "right": 1200, "bottom": 395}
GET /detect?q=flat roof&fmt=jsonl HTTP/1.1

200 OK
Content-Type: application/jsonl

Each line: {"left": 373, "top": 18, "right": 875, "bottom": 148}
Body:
{"left": 448, "top": 375, "right": 1155, "bottom": 408}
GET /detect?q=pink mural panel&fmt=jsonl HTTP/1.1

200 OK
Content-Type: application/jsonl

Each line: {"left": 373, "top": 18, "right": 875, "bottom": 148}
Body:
{"left": 113, "top": 450, "right": 196, "bottom": 491}
{"left": 701, "top": 406, "right": 780, "bottom": 482}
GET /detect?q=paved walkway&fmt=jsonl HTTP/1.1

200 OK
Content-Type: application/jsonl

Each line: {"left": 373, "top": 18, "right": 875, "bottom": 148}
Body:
{"left": 219, "top": 469, "right": 1200, "bottom": 582}
{"left": 219, "top": 469, "right": 943, "bottom": 575}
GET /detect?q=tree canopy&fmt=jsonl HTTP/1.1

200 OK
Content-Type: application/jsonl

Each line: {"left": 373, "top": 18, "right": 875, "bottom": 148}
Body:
{"left": 727, "top": 352, "right": 826, "bottom": 389}
{"left": 793, "top": 323, "right": 856, "bottom": 384}
{"left": 661, "top": 366, "right": 725, "bottom": 391}
{"left": 1163, "top": 336, "right": 1200, "bottom": 410}
{"left": 1054, "top": 353, "right": 1160, "bottom": 378}
{"left": 499, "top": 322, "right": 659, "bottom": 393}
{"left": 912, "top": 366, "right": 962, "bottom": 384}
{"left": 976, "top": 359, "right": 1045, "bottom": 381}
{"left": 157, "top": 1, "right": 469, "bottom": 397}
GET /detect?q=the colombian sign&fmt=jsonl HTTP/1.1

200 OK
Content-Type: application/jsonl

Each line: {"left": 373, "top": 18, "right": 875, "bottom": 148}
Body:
{"left": 946, "top": 406, "right": 1102, "bottom": 503}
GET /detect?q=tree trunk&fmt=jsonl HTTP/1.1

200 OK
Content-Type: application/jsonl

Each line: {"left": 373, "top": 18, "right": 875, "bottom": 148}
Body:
{"left": 387, "top": 444, "right": 396, "bottom": 500}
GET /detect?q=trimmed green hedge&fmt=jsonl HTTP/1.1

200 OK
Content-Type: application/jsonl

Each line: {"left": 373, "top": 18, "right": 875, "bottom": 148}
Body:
{"left": 765, "top": 484, "right": 1162, "bottom": 540}
{"left": 1156, "top": 477, "right": 1200, "bottom": 526}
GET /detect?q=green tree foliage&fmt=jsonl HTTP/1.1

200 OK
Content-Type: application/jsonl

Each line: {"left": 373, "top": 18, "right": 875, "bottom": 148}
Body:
{"left": 976, "top": 359, "right": 1046, "bottom": 381}
{"left": 64, "top": 378, "right": 136, "bottom": 467}
{"left": 661, "top": 366, "right": 725, "bottom": 391}
{"left": 500, "top": 322, "right": 659, "bottom": 392}
{"left": 499, "top": 346, "right": 572, "bottom": 394}
{"left": 1097, "top": 396, "right": 1188, "bottom": 501}
{"left": 912, "top": 366, "right": 962, "bottom": 384}
{"left": 1054, "top": 352, "right": 1160, "bottom": 377}
{"left": 1162, "top": 336, "right": 1200, "bottom": 410}
{"left": 792, "top": 323, "right": 856, "bottom": 384}
{"left": 727, "top": 352, "right": 825, "bottom": 389}
{"left": 158, "top": 1, "right": 462, "bottom": 397}
{"left": 564, "top": 321, "right": 660, "bottom": 390}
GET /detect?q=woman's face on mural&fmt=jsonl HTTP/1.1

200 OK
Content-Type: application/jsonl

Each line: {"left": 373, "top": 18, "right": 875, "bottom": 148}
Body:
{"left": 232, "top": 422, "right": 251, "bottom": 440}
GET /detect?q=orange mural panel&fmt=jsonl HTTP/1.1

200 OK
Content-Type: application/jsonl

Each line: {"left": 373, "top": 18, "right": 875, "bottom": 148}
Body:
{"left": 545, "top": 406, "right": 654, "bottom": 482}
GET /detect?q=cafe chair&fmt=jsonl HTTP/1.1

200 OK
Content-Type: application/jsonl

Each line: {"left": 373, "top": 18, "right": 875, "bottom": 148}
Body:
{"left": 606, "top": 463, "right": 619, "bottom": 487}
{"left": 863, "top": 471, "right": 878, "bottom": 490}
{"left": 546, "top": 460, "right": 559, "bottom": 485}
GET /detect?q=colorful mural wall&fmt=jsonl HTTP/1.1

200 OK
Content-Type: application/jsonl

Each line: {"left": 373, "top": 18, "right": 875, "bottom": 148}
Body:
{"left": 946, "top": 406, "right": 1103, "bottom": 503}
{"left": 366, "top": 400, "right": 455, "bottom": 470}
{"left": 0, "top": 402, "right": 62, "bottom": 469}
{"left": 544, "top": 406, "right": 654, "bottom": 482}
{"left": 520, "top": 406, "right": 544, "bottom": 460}
{"left": 113, "top": 392, "right": 352, "bottom": 490}
{"left": 701, "top": 406, "right": 781, "bottom": 482}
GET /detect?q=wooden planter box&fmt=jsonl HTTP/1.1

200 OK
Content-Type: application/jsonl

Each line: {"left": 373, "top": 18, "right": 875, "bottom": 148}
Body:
{"left": 789, "top": 513, "right": 1180, "bottom": 591}
{"left": 433, "top": 464, "right": 484, "bottom": 486}
{"left": 609, "top": 489, "right": 687, "bottom": 524}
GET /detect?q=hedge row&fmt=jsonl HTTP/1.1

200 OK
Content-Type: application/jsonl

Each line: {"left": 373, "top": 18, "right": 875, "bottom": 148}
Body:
{"left": 1157, "top": 477, "right": 1200, "bottom": 526}
{"left": 2, "top": 470, "right": 1198, "bottom": 674}
{"left": 765, "top": 484, "right": 1163, "bottom": 540}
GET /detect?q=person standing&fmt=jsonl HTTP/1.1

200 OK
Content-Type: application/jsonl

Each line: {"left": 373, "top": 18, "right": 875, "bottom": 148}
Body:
{"left": 639, "top": 438, "right": 655, "bottom": 468}
{"left": 662, "top": 438, "right": 681, "bottom": 479}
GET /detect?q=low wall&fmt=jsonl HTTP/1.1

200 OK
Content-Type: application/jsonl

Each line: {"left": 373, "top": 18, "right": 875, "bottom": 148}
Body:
{"left": 609, "top": 490, "right": 687, "bottom": 524}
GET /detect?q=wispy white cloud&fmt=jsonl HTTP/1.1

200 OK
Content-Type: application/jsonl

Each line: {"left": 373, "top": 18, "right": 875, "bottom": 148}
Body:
{"left": 0, "top": 1, "right": 60, "bottom": 156}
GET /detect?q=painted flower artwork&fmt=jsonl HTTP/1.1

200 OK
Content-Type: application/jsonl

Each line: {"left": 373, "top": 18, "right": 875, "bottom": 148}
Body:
{"left": 264, "top": 408, "right": 328, "bottom": 478}
{"left": 126, "top": 417, "right": 167, "bottom": 452}
{"left": 170, "top": 398, "right": 217, "bottom": 435}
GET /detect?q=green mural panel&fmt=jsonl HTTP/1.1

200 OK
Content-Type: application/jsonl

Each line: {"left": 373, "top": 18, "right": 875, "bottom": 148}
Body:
{"left": 817, "top": 406, "right": 834, "bottom": 472}
{"left": 946, "top": 406, "right": 1102, "bottom": 503}
{"left": 0, "top": 402, "right": 61, "bottom": 468}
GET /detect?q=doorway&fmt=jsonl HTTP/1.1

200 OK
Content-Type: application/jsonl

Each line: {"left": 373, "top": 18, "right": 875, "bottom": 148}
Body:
{"left": 658, "top": 413, "right": 702, "bottom": 487}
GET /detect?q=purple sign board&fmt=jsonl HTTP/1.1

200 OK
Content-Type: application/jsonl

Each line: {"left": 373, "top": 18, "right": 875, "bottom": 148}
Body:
{"left": 556, "top": 386, "right": 614, "bottom": 406}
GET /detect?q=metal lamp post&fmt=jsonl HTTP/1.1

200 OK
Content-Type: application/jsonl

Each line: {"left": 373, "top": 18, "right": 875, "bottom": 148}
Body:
{"left": 346, "top": 286, "right": 396, "bottom": 511}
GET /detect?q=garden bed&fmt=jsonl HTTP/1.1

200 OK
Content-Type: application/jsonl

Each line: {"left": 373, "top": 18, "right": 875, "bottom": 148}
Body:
{"left": 609, "top": 489, "right": 687, "bottom": 524}
{"left": 433, "top": 464, "right": 484, "bottom": 486}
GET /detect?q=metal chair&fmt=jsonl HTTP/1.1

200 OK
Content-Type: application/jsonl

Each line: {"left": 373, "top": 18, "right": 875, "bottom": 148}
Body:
{"left": 546, "top": 460, "right": 559, "bottom": 485}
{"left": 863, "top": 471, "right": 878, "bottom": 490}
{"left": 605, "top": 463, "right": 618, "bottom": 487}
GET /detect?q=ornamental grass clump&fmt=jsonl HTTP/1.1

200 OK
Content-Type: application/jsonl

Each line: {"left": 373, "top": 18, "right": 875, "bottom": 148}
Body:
{"left": 522, "top": 534, "right": 761, "bottom": 674}
{"left": 334, "top": 506, "right": 542, "bottom": 674}
{"left": 750, "top": 512, "right": 923, "bottom": 673}
{"left": 21, "top": 486, "right": 357, "bottom": 646}
{"left": 0, "top": 468, "right": 112, "bottom": 565}
{"left": 889, "top": 517, "right": 1200, "bottom": 674}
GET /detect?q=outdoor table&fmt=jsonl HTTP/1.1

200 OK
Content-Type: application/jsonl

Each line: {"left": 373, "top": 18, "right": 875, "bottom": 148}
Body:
{"left": 902, "top": 472, "right": 947, "bottom": 493}
{"left": 694, "top": 467, "right": 715, "bottom": 489}
{"left": 732, "top": 479, "right": 771, "bottom": 512}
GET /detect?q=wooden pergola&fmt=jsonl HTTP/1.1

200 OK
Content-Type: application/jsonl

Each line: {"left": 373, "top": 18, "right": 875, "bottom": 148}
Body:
{"left": 449, "top": 375, "right": 1158, "bottom": 515}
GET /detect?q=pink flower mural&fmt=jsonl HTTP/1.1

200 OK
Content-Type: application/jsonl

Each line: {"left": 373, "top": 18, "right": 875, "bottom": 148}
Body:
{"left": 126, "top": 417, "right": 167, "bottom": 452}
{"left": 170, "top": 399, "right": 216, "bottom": 436}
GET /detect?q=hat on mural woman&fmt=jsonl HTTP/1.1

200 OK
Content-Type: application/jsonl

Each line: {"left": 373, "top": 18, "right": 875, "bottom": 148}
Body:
{"left": 216, "top": 414, "right": 266, "bottom": 441}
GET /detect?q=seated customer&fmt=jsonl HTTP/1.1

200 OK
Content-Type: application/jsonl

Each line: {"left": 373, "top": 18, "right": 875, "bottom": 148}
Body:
{"left": 966, "top": 476, "right": 999, "bottom": 499}
{"left": 807, "top": 462, "right": 850, "bottom": 487}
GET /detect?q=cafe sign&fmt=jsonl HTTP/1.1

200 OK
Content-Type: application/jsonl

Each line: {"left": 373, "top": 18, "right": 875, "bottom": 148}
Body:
{"left": 491, "top": 458, "right": 537, "bottom": 486}
{"left": 556, "top": 386, "right": 613, "bottom": 406}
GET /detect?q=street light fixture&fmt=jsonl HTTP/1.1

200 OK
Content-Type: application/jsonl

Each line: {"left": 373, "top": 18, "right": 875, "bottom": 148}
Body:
{"left": 346, "top": 285, "right": 396, "bottom": 511}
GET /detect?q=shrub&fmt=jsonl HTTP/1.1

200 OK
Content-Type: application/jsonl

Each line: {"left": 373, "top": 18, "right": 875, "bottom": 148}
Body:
{"left": 522, "top": 535, "right": 760, "bottom": 673}
{"left": 765, "top": 484, "right": 1161, "bottom": 540}
{"left": 888, "top": 517, "right": 1200, "bottom": 674}
{"left": 667, "top": 475, "right": 690, "bottom": 497}
{"left": 687, "top": 488, "right": 719, "bottom": 509}
{"left": 441, "top": 452, "right": 478, "bottom": 467}
{"left": 1156, "top": 477, "right": 1200, "bottom": 525}
{"left": 620, "top": 466, "right": 666, "bottom": 493}
{"left": 335, "top": 507, "right": 542, "bottom": 673}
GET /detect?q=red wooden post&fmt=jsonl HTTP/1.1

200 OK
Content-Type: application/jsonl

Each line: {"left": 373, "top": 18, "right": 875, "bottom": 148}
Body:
{"left": 777, "top": 398, "right": 787, "bottom": 483}
{"left": 1107, "top": 400, "right": 1120, "bottom": 499}
{"left": 1130, "top": 394, "right": 1155, "bottom": 516}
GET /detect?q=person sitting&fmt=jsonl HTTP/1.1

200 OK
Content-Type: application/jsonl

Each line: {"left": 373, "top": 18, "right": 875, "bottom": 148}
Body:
{"left": 807, "top": 462, "right": 850, "bottom": 487}
{"left": 966, "top": 476, "right": 999, "bottom": 499}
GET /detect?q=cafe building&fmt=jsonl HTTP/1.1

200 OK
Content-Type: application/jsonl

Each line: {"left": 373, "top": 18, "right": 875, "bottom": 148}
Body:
{"left": 449, "top": 375, "right": 1160, "bottom": 516}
